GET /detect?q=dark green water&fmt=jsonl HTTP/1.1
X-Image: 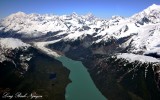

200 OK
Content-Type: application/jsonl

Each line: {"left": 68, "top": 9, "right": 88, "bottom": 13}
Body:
{"left": 56, "top": 56, "right": 106, "bottom": 100}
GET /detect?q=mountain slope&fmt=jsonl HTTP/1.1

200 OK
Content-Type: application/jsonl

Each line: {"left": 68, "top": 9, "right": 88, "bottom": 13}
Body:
{"left": 0, "top": 38, "right": 70, "bottom": 100}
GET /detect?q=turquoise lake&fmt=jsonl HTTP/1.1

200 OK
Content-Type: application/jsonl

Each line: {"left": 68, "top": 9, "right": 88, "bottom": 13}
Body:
{"left": 57, "top": 56, "right": 106, "bottom": 100}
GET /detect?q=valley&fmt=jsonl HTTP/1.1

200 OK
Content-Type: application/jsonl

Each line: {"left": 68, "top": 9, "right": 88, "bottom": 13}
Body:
{"left": 0, "top": 4, "right": 160, "bottom": 100}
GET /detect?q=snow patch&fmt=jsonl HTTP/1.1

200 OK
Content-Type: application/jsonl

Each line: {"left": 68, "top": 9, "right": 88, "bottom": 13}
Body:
{"left": 33, "top": 40, "right": 61, "bottom": 57}
{"left": 117, "top": 53, "right": 160, "bottom": 63}
{"left": 0, "top": 53, "right": 7, "bottom": 63}
{"left": 0, "top": 38, "right": 30, "bottom": 49}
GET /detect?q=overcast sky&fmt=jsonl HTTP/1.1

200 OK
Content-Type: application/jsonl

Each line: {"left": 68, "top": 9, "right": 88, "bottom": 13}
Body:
{"left": 0, "top": 0, "right": 160, "bottom": 19}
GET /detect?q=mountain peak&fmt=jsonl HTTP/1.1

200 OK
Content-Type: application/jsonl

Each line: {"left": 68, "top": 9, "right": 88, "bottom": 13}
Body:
{"left": 111, "top": 15, "right": 124, "bottom": 19}
{"left": 144, "top": 4, "right": 160, "bottom": 14}
{"left": 71, "top": 12, "right": 78, "bottom": 17}
{"left": 85, "top": 13, "right": 94, "bottom": 17}
{"left": 148, "top": 4, "right": 160, "bottom": 10}
{"left": 13, "top": 11, "right": 26, "bottom": 16}
{"left": 131, "top": 4, "right": 160, "bottom": 23}
{"left": 7, "top": 11, "right": 26, "bottom": 19}
{"left": 84, "top": 13, "right": 96, "bottom": 20}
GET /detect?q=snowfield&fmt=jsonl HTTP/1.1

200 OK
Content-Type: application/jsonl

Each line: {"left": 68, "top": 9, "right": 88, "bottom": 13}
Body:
{"left": 117, "top": 53, "right": 160, "bottom": 63}
{"left": 0, "top": 38, "right": 30, "bottom": 49}
{"left": 33, "top": 40, "right": 61, "bottom": 57}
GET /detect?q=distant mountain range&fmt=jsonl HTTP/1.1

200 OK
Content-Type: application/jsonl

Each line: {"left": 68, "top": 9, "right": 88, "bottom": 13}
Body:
{"left": 0, "top": 4, "right": 160, "bottom": 56}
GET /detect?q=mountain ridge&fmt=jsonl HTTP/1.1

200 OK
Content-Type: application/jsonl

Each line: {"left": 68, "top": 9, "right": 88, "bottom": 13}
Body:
{"left": 0, "top": 4, "right": 160, "bottom": 61}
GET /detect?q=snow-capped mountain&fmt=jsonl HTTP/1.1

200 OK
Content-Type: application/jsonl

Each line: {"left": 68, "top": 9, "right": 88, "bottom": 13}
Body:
{"left": 131, "top": 4, "right": 160, "bottom": 24}
{"left": 0, "top": 4, "right": 160, "bottom": 59}
{"left": 0, "top": 38, "right": 31, "bottom": 63}
{"left": 0, "top": 12, "right": 102, "bottom": 37}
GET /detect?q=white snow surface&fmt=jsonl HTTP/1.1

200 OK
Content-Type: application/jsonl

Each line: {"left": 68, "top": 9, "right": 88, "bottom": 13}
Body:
{"left": 0, "top": 53, "right": 7, "bottom": 63}
{"left": 131, "top": 4, "right": 160, "bottom": 23}
{"left": 0, "top": 38, "right": 30, "bottom": 49}
{"left": 117, "top": 53, "right": 160, "bottom": 63}
{"left": 130, "top": 24, "right": 160, "bottom": 53}
{"left": 33, "top": 40, "right": 61, "bottom": 57}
